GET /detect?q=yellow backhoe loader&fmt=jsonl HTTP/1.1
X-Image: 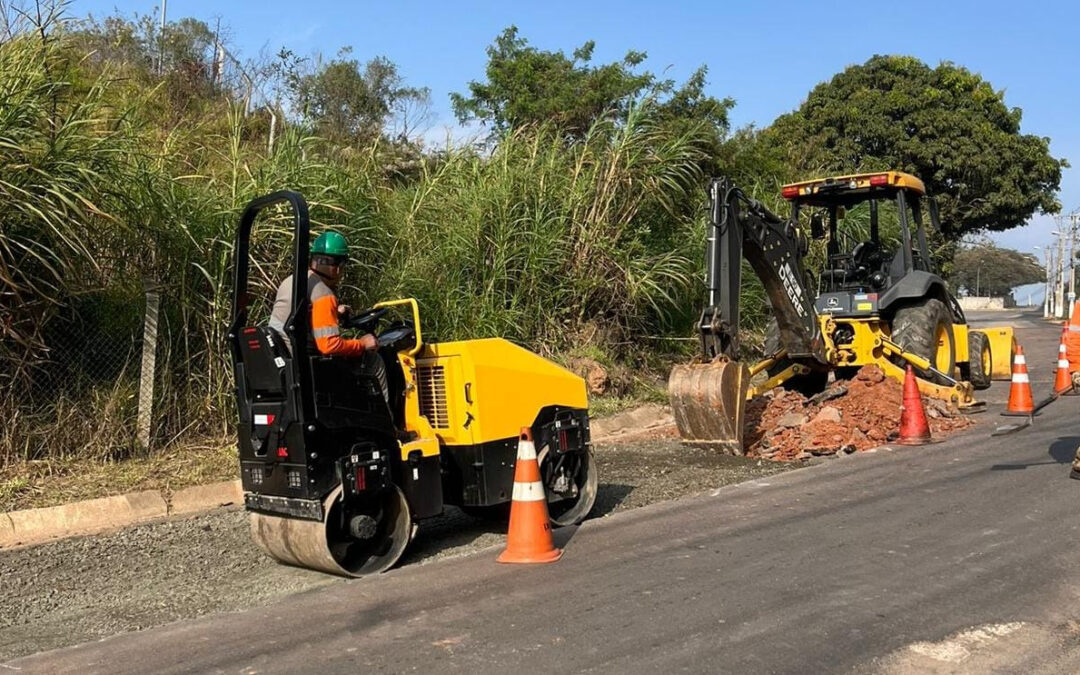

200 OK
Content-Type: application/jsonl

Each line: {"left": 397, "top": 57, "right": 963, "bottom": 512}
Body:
{"left": 670, "top": 172, "right": 1013, "bottom": 452}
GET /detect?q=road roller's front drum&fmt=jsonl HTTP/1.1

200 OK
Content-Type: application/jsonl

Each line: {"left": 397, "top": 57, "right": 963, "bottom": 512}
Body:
{"left": 249, "top": 484, "right": 413, "bottom": 577}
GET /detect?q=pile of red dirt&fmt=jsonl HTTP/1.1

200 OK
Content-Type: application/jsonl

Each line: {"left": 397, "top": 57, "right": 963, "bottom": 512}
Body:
{"left": 744, "top": 365, "right": 974, "bottom": 461}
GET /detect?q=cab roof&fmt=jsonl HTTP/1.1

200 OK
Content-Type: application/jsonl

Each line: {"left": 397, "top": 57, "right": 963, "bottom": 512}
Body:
{"left": 781, "top": 171, "right": 926, "bottom": 205}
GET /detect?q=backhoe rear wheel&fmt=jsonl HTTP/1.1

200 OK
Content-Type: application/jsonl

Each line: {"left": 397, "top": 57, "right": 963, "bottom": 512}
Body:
{"left": 890, "top": 298, "right": 955, "bottom": 383}
{"left": 964, "top": 330, "right": 993, "bottom": 390}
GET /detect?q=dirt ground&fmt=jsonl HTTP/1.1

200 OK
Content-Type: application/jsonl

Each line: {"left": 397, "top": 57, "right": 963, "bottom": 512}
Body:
{"left": 0, "top": 437, "right": 792, "bottom": 661}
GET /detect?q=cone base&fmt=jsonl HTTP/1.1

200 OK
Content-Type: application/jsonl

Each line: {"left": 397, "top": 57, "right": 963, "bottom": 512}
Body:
{"left": 1001, "top": 410, "right": 1035, "bottom": 417}
{"left": 1071, "top": 469, "right": 1080, "bottom": 481}
{"left": 896, "top": 436, "right": 936, "bottom": 446}
{"left": 497, "top": 547, "right": 563, "bottom": 564}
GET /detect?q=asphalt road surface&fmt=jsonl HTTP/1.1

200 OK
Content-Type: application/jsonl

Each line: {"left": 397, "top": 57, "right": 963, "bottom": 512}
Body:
{"left": 10, "top": 309, "right": 1080, "bottom": 674}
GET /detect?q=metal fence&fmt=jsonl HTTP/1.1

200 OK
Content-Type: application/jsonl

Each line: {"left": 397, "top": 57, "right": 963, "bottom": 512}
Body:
{"left": 0, "top": 282, "right": 197, "bottom": 463}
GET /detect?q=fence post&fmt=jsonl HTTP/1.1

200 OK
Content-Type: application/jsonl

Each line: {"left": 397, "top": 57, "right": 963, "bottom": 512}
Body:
{"left": 137, "top": 282, "right": 161, "bottom": 451}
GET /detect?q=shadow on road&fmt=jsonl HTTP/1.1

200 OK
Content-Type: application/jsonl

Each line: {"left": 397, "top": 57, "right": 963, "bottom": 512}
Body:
{"left": 990, "top": 436, "right": 1079, "bottom": 471}
{"left": 591, "top": 483, "right": 635, "bottom": 517}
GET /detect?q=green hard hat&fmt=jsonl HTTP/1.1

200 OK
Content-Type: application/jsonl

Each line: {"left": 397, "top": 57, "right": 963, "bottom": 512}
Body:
{"left": 311, "top": 230, "right": 349, "bottom": 257}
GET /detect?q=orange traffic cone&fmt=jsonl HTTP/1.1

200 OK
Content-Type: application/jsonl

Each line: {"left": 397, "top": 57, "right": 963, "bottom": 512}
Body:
{"left": 1066, "top": 302, "right": 1080, "bottom": 375}
{"left": 1002, "top": 344, "right": 1035, "bottom": 416}
{"left": 496, "top": 428, "right": 562, "bottom": 564}
{"left": 896, "top": 365, "right": 932, "bottom": 446}
{"left": 1055, "top": 327, "right": 1074, "bottom": 394}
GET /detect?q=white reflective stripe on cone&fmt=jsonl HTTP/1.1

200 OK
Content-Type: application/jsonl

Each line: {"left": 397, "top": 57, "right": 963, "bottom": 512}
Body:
{"left": 1014, "top": 355, "right": 1026, "bottom": 365}
{"left": 512, "top": 480, "right": 546, "bottom": 502}
{"left": 516, "top": 441, "right": 537, "bottom": 461}
{"left": 1060, "top": 360, "right": 1070, "bottom": 368}
{"left": 1012, "top": 374, "right": 1030, "bottom": 383}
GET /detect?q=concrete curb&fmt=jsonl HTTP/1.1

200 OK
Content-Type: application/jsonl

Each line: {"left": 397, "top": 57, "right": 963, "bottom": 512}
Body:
{"left": 0, "top": 481, "right": 241, "bottom": 551}
{"left": 591, "top": 403, "right": 674, "bottom": 442}
{"left": 168, "top": 481, "right": 243, "bottom": 516}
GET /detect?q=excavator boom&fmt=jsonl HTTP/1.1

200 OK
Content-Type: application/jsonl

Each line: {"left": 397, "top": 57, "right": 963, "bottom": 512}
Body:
{"left": 670, "top": 178, "right": 824, "bottom": 452}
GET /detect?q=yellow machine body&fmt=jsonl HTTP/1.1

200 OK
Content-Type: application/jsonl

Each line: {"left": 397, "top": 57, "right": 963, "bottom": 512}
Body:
{"left": 374, "top": 298, "right": 589, "bottom": 456}
{"left": 412, "top": 338, "right": 589, "bottom": 449}
{"left": 979, "top": 326, "right": 1017, "bottom": 380}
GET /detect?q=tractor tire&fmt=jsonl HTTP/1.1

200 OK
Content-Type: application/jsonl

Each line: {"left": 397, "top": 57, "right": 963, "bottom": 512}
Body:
{"left": 764, "top": 320, "right": 829, "bottom": 397}
{"left": 890, "top": 298, "right": 956, "bottom": 383}
{"left": 965, "top": 330, "right": 993, "bottom": 390}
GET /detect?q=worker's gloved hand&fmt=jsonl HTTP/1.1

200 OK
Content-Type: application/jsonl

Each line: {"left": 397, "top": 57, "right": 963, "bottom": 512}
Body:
{"left": 360, "top": 333, "right": 378, "bottom": 352}
{"left": 337, "top": 304, "right": 351, "bottom": 318}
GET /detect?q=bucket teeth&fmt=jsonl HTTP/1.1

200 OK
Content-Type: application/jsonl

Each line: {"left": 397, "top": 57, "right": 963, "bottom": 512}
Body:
{"left": 668, "top": 359, "right": 750, "bottom": 454}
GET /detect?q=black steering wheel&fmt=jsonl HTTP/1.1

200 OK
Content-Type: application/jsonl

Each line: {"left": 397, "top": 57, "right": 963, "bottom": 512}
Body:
{"left": 850, "top": 241, "right": 882, "bottom": 274}
{"left": 342, "top": 307, "right": 389, "bottom": 333}
{"left": 376, "top": 320, "right": 417, "bottom": 353}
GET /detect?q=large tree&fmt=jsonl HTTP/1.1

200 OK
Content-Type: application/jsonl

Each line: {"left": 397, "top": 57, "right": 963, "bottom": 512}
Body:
{"left": 451, "top": 26, "right": 732, "bottom": 141}
{"left": 951, "top": 242, "right": 1044, "bottom": 296}
{"left": 764, "top": 55, "right": 1066, "bottom": 238}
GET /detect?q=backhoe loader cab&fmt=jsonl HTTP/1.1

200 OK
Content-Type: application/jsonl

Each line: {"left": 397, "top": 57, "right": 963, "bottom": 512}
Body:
{"left": 781, "top": 171, "right": 941, "bottom": 318}
{"left": 230, "top": 191, "right": 597, "bottom": 577}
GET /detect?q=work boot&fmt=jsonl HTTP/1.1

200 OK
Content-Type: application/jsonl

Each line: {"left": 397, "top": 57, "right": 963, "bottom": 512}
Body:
{"left": 1071, "top": 445, "right": 1080, "bottom": 480}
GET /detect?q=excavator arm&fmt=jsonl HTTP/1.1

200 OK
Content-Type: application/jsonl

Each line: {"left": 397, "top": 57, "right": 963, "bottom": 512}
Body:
{"left": 671, "top": 177, "right": 825, "bottom": 454}
{"left": 698, "top": 177, "right": 824, "bottom": 363}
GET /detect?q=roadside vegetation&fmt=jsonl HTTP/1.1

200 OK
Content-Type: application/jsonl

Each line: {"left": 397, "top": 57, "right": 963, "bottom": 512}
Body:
{"left": 0, "top": 3, "right": 1065, "bottom": 506}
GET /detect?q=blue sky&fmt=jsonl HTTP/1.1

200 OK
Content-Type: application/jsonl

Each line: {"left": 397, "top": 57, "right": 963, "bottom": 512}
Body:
{"left": 75, "top": 0, "right": 1079, "bottom": 285}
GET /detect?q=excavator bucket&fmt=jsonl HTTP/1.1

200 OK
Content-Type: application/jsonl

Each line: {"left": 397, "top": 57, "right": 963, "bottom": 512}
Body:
{"left": 668, "top": 359, "right": 750, "bottom": 454}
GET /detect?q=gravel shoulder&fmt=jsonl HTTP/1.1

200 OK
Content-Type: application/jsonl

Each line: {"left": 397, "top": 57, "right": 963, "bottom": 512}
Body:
{"left": 0, "top": 437, "right": 793, "bottom": 661}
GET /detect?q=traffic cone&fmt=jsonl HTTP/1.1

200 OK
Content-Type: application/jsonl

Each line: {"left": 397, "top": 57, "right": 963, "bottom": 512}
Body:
{"left": 496, "top": 428, "right": 562, "bottom": 564}
{"left": 1066, "top": 302, "right": 1080, "bottom": 376}
{"left": 1002, "top": 344, "right": 1035, "bottom": 416}
{"left": 896, "top": 365, "right": 932, "bottom": 446}
{"left": 1055, "top": 327, "right": 1074, "bottom": 394}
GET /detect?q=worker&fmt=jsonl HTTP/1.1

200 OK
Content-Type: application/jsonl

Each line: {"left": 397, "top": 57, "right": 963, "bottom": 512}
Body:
{"left": 269, "top": 230, "right": 387, "bottom": 397}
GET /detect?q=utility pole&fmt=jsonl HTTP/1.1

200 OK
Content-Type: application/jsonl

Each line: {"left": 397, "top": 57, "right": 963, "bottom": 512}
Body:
{"left": 157, "top": 0, "right": 167, "bottom": 75}
{"left": 1043, "top": 246, "right": 1053, "bottom": 318}
{"left": 1057, "top": 230, "right": 1066, "bottom": 319}
{"left": 1067, "top": 213, "right": 1079, "bottom": 319}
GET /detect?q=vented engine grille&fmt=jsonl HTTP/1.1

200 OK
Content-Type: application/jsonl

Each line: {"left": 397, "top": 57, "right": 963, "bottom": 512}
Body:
{"left": 417, "top": 365, "right": 449, "bottom": 429}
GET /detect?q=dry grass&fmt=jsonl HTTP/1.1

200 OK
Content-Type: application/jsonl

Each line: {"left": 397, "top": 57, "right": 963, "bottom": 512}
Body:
{"left": 0, "top": 437, "right": 237, "bottom": 512}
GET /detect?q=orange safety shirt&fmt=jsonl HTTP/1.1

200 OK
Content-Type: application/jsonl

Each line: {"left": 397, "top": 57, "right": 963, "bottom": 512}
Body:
{"left": 268, "top": 271, "right": 369, "bottom": 356}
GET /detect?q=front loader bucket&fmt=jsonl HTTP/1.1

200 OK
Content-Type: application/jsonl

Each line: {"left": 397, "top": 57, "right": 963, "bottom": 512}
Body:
{"left": 668, "top": 359, "right": 750, "bottom": 454}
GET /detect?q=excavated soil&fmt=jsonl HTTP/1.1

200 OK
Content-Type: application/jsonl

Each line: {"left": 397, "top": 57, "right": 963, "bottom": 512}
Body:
{"left": 744, "top": 365, "right": 974, "bottom": 461}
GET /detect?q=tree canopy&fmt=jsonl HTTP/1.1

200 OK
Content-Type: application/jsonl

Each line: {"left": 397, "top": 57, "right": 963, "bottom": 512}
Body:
{"left": 764, "top": 55, "right": 1066, "bottom": 239}
{"left": 951, "top": 242, "right": 1044, "bottom": 297}
{"left": 450, "top": 26, "right": 732, "bottom": 141}
{"left": 289, "top": 50, "right": 431, "bottom": 145}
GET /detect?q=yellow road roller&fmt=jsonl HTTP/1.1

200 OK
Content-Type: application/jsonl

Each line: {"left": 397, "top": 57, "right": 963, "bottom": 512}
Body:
{"left": 229, "top": 192, "right": 597, "bottom": 577}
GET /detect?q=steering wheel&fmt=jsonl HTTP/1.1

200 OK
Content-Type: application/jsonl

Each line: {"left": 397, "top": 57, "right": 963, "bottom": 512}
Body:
{"left": 850, "top": 241, "right": 882, "bottom": 274}
{"left": 377, "top": 320, "right": 417, "bottom": 353}
{"left": 342, "top": 307, "right": 389, "bottom": 333}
